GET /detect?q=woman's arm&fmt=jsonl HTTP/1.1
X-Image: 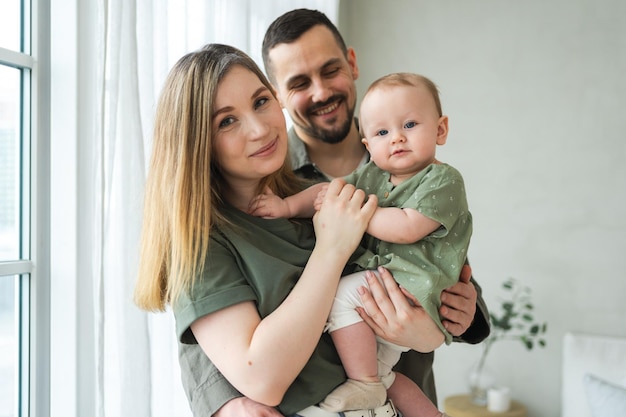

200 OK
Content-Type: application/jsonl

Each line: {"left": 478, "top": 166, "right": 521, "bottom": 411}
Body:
{"left": 191, "top": 179, "right": 376, "bottom": 406}
{"left": 214, "top": 397, "right": 284, "bottom": 417}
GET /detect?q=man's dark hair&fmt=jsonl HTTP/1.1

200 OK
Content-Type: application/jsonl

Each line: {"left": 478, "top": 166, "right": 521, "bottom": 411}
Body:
{"left": 262, "top": 8, "right": 348, "bottom": 82}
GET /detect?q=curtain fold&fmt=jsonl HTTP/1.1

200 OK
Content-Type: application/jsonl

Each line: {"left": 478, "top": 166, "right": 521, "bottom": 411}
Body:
{"left": 92, "top": 1, "right": 338, "bottom": 416}
{"left": 96, "top": 0, "right": 153, "bottom": 416}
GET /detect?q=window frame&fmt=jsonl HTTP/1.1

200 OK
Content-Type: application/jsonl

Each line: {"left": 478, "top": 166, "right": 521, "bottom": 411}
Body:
{"left": 0, "top": 0, "right": 49, "bottom": 415}
{"left": 0, "top": 0, "right": 51, "bottom": 416}
{"left": 31, "top": 0, "right": 51, "bottom": 415}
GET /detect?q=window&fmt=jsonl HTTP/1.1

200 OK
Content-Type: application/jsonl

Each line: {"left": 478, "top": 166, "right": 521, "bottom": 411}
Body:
{"left": 0, "top": 0, "right": 43, "bottom": 416}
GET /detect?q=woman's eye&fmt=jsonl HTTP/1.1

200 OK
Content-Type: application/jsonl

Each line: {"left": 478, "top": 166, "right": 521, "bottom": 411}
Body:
{"left": 255, "top": 97, "right": 269, "bottom": 109}
{"left": 376, "top": 129, "right": 389, "bottom": 137}
{"left": 218, "top": 116, "right": 235, "bottom": 128}
{"left": 405, "top": 121, "right": 417, "bottom": 129}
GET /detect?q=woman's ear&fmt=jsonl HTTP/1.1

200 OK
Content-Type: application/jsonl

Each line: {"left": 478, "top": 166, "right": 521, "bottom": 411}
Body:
{"left": 436, "top": 115, "right": 449, "bottom": 145}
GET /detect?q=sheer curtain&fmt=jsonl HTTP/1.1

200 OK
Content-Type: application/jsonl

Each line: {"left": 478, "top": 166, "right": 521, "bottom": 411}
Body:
{"left": 92, "top": 1, "right": 338, "bottom": 416}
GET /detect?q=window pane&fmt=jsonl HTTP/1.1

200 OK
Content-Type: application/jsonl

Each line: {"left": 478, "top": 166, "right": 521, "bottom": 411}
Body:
{"left": 0, "top": 1, "right": 22, "bottom": 51}
{"left": 0, "top": 65, "right": 21, "bottom": 261}
{"left": 0, "top": 276, "right": 16, "bottom": 417}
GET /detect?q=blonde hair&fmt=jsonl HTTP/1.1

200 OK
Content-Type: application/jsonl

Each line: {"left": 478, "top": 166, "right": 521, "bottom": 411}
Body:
{"left": 134, "top": 44, "right": 306, "bottom": 311}
{"left": 359, "top": 73, "right": 443, "bottom": 136}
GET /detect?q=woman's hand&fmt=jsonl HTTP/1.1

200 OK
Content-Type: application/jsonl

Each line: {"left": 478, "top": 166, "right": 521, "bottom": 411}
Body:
{"left": 214, "top": 397, "right": 284, "bottom": 417}
{"left": 440, "top": 264, "right": 477, "bottom": 337}
{"left": 356, "top": 267, "right": 444, "bottom": 352}
{"left": 313, "top": 178, "right": 377, "bottom": 260}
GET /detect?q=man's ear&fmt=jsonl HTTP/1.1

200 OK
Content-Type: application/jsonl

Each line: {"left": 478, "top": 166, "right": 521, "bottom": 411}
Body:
{"left": 436, "top": 115, "right": 449, "bottom": 145}
{"left": 347, "top": 47, "right": 359, "bottom": 81}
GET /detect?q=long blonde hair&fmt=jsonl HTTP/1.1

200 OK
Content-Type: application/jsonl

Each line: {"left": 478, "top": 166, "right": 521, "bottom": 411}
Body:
{"left": 134, "top": 44, "right": 306, "bottom": 311}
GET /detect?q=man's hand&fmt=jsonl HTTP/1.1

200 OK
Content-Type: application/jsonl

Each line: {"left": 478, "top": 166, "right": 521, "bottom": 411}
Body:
{"left": 213, "top": 397, "right": 284, "bottom": 417}
{"left": 440, "top": 264, "right": 477, "bottom": 337}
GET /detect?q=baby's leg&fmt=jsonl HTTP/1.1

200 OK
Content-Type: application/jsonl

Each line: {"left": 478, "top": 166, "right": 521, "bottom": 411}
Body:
{"left": 388, "top": 372, "right": 446, "bottom": 417}
{"left": 331, "top": 321, "right": 379, "bottom": 382}
{"left": 320, "top": 271, "right": 386, "bottom": 411}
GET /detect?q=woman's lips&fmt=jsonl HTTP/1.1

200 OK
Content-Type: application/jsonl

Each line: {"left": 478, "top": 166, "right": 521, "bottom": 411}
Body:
{"left": 251, "top": 138, "right": 278, "bottom": 157}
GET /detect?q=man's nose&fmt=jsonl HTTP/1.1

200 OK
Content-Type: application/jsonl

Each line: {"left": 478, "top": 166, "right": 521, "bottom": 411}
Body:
{"left": 310, "top": 78, "right": 332, "bottom": 103}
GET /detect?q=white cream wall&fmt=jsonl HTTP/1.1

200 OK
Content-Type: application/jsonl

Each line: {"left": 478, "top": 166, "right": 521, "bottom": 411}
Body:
{"left": 340, "top": 1, "right": 626, "bottom": 416}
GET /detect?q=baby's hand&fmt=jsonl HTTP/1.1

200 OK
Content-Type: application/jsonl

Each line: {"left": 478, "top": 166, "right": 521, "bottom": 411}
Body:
{"left": 313, "top": 184, "right": 329, "bottom": 211}
{"left": 248, "top": 187, "right": 290, "bottom": 219}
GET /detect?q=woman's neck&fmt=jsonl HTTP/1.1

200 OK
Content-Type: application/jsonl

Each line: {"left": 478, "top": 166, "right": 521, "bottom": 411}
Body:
{"left": 222, "top": 180, "right": 259, "bottom": 213}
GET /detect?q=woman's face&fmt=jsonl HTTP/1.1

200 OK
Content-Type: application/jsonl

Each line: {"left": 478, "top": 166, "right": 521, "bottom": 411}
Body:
{"left": 213, "top": 65, "right": 288, "bottom": 188}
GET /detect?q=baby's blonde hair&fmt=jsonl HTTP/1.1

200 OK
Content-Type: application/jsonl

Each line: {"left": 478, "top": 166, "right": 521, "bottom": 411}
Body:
{"left": 359, "top": 73, "right": 443, "bottom": 137}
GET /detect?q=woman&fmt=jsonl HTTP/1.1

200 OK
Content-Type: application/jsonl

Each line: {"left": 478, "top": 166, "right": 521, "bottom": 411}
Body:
{"left": 134, "top": 44, "right": 436, "bottom": 416}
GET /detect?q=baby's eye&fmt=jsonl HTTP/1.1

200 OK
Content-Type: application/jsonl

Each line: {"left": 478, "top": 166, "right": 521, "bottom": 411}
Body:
{"left": 218, "top": 116, "right": 236, "bottom": 128}
{"left": 376, "top": 129, "right": 389, "bottom": 137}
{"left": 404, "top": 121, "right": 417, "bottom": 129}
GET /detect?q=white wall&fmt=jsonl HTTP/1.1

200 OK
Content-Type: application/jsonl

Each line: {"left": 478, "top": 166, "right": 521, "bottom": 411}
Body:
{"left": 340, "top": 1, "right": 626, "bottom": 416}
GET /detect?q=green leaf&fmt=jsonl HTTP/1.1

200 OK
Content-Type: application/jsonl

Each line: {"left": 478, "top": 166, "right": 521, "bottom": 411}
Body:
{"left": 485, "top": 278, "right": 548, "bottom": 354}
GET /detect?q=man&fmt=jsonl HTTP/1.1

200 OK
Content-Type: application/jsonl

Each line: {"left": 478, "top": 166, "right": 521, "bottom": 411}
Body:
{"left": 179, "top": 9, "right": 490, "bottom": 417}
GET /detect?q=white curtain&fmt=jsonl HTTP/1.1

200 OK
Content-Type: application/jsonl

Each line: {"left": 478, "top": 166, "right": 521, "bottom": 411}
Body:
{"left": 91, "top": 1, "right": 338, "bottom": 416}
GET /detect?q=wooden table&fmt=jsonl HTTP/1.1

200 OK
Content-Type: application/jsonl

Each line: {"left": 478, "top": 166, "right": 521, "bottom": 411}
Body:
{"left": 443, "top": 394, "right": 527, "bottom": 417}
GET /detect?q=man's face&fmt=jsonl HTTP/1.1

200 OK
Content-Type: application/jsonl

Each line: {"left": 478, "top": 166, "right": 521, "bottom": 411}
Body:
{"left": 267, "top": 25, "right": 359, "bottom": 145}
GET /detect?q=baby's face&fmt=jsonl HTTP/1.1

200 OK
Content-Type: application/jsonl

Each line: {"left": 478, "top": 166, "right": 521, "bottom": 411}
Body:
{"left": 360, "top": 84, "right": 447, "bottom": 182}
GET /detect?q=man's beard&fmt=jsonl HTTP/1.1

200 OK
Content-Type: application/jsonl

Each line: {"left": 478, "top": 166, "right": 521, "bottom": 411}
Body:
{"left": 297, "top": 96, "right": 355, "bottom": 144}
{"left": 303, "top": 117, "right": 352, "bottom": 144}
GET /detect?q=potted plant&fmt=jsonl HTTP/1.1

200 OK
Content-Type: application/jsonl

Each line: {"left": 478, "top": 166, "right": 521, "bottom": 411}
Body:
{"left": 469, "top": 278, "right": 548, "bottom": 405}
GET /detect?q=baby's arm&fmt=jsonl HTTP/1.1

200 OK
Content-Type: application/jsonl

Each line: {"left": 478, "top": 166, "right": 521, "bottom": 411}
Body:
{"left": 367, "top": 207, "right": 440, "bottom": 244}
{"left": 248, "top": 183, "right": 327, "bottom": 219}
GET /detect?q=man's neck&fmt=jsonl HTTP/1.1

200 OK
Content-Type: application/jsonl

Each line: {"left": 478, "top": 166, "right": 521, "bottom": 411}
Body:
{"left": 298, "top": 121, "right": 366, "bottom": 179}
